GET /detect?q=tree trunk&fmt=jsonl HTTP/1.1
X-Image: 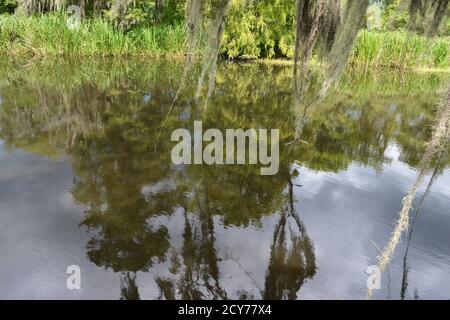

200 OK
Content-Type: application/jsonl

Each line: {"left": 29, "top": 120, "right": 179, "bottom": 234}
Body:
{"left": 79, "top": 0, "right": 86, "bottom": 17}
{"left": 155, "top": 0, "right": 163, "bottom": 24}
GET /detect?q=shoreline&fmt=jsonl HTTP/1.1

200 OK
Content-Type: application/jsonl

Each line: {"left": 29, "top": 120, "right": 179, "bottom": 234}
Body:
{"left": 252, "top": 59, "right": 450, "bottom": 74}
{"left": 0, "top": 15, "right": 448, "bottom": 72}
{"left": 1, "top": 53, "right": 448, "bottom": 75}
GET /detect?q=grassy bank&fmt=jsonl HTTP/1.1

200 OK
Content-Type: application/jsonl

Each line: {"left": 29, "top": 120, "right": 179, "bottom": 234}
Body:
{"left": 0, "top": 14, "right": 187, "bottom": 57}
{"left": 0, "top": 14, "right": 449, "bottom": 69}
{"left": 351, "top": 30, "right": 450, "bottom": 69}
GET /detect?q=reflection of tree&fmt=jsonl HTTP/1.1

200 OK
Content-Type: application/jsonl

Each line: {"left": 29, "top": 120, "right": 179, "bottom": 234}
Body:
{"left": 61, "top": 61, "right": 187, "bottom": 299}
{"left": 368, "top": 84, "right": 450, "bottom": 299}
{"left": 76, "top": 135, "right": 172, "bottom": 276}
{"left": 0, "top": 59, "right": 448, "bottom": 299}
{"left": 155, "top": 220, "right": 222, "bottom": 301}
{"left": 263, "top": 179, "right": 316, "bottom": 300}
{"left": 177, "top": 205, "right": 227, "bottom": 300}
{"left": 156, "top": 183, "right": 228, "bottom": 300}
{"left": 0, "top": 59, "right": 447, "bottom": 173}
{"left": 72, "top": 123, "right": 176, "bottom": 299}
{"left": 120, "top": 272, "right": 141, "bottom": 300}
{"left": 0, "top": 85, "right": 104, "bottom": 157}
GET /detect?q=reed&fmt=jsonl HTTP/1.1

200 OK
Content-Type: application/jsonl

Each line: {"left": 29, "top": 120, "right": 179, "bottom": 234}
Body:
{"left": 0, "top": 13, "right": 187, "bottom": 57}
{"left": 351, "top": 30, "right": 450, "bottom": 69}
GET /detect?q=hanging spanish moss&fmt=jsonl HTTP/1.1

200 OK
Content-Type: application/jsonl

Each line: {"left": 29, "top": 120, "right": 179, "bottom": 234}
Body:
{"left": 293, "top": 0, "right": 325, "bottom": 101}
{"left": 293, "top": 0, "right": 341, "bottom": 92}
{"left": 186, "top": 0, "right": 204, "bottom": 65}
{"left": 409, "top": 0, "right": 426, "bottom": 22}
{"left": 157, "top": 0, "right": 206, "bottom": 143}
{"left": 366, "top": 83, "right": 450, "bottom": 299}
{"left": 400, "top": 152, "right": 443, "bottom": 300}
{"left": 15, "top": 0, "right": 81, "bottom": 16}
{"left": 409, "top": 0, "right": 449, "bottom": 36}
{"left": 109, "top": 0, "right": 132, "bottom": 30}
{"left": 158, "top": 0, "right": 229, "bottom": 139}
{"left": 15, "top": 0, "right": 38, "bottom": 15}
{"left": 291, "top": 0, "right": 341, "bottom": 142}
{"left": 319, "top": 0, "right": 341, "bottom": 55}
{"left": 364, "top": 2, "right": 449, "bottom": 299}
{"left": 159, "top": 0, "right": 204, "bottom": 134}
{"left": 321, "top": 0, "right": 369, "bottom": 97}
{"left": 195, "top": 0, "right": 231, "bottom": 109}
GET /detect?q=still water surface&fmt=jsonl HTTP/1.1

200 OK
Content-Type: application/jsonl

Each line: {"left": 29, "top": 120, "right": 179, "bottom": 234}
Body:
{"left": 0, "top": 59, "right": 449, "bottom": 299}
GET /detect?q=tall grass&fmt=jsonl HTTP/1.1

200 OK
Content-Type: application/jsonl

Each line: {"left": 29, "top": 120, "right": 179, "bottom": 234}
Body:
{"left": 0, "top": 13, "right": 449, "bottom": 70}
{"left": 0, "top": 13, "right": 187, "bottom": 57}
{"left": 352, "top": 30, "right": 450, "bottom": 68}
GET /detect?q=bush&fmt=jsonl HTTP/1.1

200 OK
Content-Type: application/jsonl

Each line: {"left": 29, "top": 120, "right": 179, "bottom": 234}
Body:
{"left": 0, "top": 0, "right": 17, "bottom": 14}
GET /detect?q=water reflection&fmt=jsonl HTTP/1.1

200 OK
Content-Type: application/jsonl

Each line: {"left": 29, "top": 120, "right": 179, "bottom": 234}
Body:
{"left": 400, "top": 146, "right": 447, "bottom": 300}
{"left": 0, "top": 58, "right": 448, "bottom": 299}
{"left": 262, "top": 179, "right": 316, "bottom": 300}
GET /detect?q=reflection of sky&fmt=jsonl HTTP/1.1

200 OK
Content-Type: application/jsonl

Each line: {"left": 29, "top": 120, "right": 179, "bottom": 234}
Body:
{"left": 0, "top": 142, "right": 449, "bottom": 299}
{"left": 295, "top": 144, "right": 450, "bottom": 299}
{"left": 143, "top": 93, "right": 152, "bottom": 103}
{"left": 0, "top": 146, "right": 119, "bottom": 299}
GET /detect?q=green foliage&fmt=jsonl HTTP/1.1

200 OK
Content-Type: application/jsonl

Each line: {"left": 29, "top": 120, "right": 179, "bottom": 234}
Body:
{"left": 221, "top": 0, "right": 295, "bottom": 59}
{"left": 0, "top": 0, "right": 17, "bottom": 14}
{"left": 382, "top": 1, "right": 410, "bottom": 31}
{"left": 0, "top": 0, "right": 449, "bottom": 70}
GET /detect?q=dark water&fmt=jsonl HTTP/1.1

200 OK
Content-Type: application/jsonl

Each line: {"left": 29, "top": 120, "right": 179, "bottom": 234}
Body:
{"left": 0, "top": 59, "right": 449, "bottom": 299}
